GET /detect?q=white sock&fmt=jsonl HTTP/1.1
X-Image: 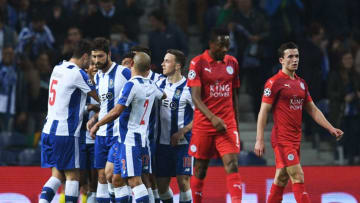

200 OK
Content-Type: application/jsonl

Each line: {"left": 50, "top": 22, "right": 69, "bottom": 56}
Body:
{"left": 180, "top": 189, "right": 192, "bottom": 201}
{"left": 128, "top": 186, "right": 133, "bottom": 197}
{"left": 65, "top": 180, "right": 79, "bottom": 200}
{"left": 108, "top": 182, "right": 115, "bottom": 196}
{"left": 132, "top": 184, "right": 148, "bottom": 200}
{"left": 39, "top": 176, "right": 62, "bottom": 203}
{"left": 96, "top": 182, "right": 110, "bottom": 198}
{"left": 153, "top": 189, "right": 160, "bottom": 199}
{"left": 114, "top": 186, "right": 129, "bottom": 198}
{"left": 159, "top": 188, "right": 173, "bottom": 200}
{"left": 147, "top": 188, "right": 154, "bottom": 203}
{"left": 86, "top": 192, "right": 96, "bottom": 203}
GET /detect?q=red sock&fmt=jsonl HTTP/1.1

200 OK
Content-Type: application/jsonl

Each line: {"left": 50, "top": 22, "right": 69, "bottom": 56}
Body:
{"left": 267, "top": 183, "right": 285, "bottom": 203}
{"left": 292, "top": 183, "right": 311, "bottom": 203}
{"left": 191, "top": 176, "right": 204, "bottom": 203}
{"left": 226, "top": 173, "right": 242, "bottom": 203}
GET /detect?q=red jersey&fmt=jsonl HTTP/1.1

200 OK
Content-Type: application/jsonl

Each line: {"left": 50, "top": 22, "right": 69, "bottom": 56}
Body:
{"left": 262, "top": 70, "right": 312, "bottom": 146}
{"left": 187, "top": 50, "right": 240, "bottom": 133}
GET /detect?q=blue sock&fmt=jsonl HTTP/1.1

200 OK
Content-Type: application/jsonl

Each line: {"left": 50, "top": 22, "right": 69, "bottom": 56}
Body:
{"left": 65, "top": 196, "right": 78, "bottom": 203}
{"left": 40, "top": 187, "right": 56, "bottom": 202}
{"left": 135, "top": 195, "right": 149, "bottom": 203}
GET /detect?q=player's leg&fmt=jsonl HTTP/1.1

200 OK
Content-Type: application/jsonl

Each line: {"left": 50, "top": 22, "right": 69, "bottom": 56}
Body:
{"left": 141, "top": 144, "right": 155, "bottom": 203}
{"left": 94, "top": 136, "right": 111, "bottom": 202}
{"left": 217, "top": 130, "right": 243, "bottom": 203}
{"left": 156, "top": 177, "right": 172, "bottom": 203}
{"left": 87, "top": 144, "right": 98, "bottom": 203}
{"left": 149, "top": 174, "right": 160, "bottom": 203}
{"left": 64, "top": 168, "right": 81, "bottom": 203}
{"left": 176, "top": 145, "right": 192, "bottom": 203}
{"left": 191, "top": 158, "right": 209, "bottom": 203}
{"left": 105, "top": 161, "right": 115, "bottom": 201}
{"left": 286, "top": 164, "right": 310, "bottom": 203}
{"left": 149, "top": 140, "right": 160, "bottom": 203}
{"left": 112, "top": 174, "right": 129, "bottom": 203}
{"left": 39, "top": 167, "right": 64, "bottom": 203}
{"left": 267, "top": 168, "right": 289, "bottom": 203}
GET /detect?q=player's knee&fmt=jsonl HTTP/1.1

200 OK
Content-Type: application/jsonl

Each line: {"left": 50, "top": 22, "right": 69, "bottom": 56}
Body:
{"left": 195, "top": 166, "right": 208, "bottom": 179}
{"left": 105, "top": 172, "right": 113, "bottom": 183}
{"left": 288, "top": 171, "right": 304, "bottom": 183}
{"left": 224, "top": 159, "right": 238, "bottom": 174}
{"left": 177, "top": 177, "right": 190, "bottom": 192}
{"left": 276, "top": 174, "right": 290, "bottom": 186}
{"left": 128, "top": 176, "right": 143, "bottom": 188}
{"left": 98, "top": 172, "right": 107, "bottom": 184}
{"left": 112, "top": 174, "right": 126, "bottom": 188}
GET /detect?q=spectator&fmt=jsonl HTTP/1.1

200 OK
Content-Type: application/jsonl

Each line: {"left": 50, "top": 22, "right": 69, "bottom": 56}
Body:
{"left": 16, "top": 12, "right": 55, "bottom": 59}
{"left": 328, "top": 50, "right": 360, "bottom": 165}
{"left": 115, "top": 0, "right": 144, "bottom": 41}
{"left": 148, "top": 9, "right": 188, "bottom": 73}
{"left": 60, "top": 25, "right": 83, "bottom": 61}
{"left": 12, "top": 0, "right": 31, "bottom": 32}
{"left": 109, "top": 24, "right": 137, "bottom": 63}
{"left": 0, "top": 10, "right": 17, "bottom": 62}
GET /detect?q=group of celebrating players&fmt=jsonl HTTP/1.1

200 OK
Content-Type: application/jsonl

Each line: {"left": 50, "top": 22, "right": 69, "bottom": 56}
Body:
{"left": 39, "top": 27, "right": 343, "bottom": 203}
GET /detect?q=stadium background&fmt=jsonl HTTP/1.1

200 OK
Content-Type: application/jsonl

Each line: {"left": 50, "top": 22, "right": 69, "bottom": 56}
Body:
{"left": 0, "top": 0, "right": 360, "bottom": 202}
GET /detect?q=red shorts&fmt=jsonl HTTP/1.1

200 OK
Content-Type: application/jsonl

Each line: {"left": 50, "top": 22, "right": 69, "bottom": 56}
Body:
{"left": 188, "top": 128, "right": 240, "bottom": 159}
{"left": 273, "top": 144, "right": 300, "bottom": 169}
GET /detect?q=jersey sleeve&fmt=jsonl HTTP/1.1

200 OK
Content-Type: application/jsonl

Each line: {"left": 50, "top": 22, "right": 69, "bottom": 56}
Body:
{"left": 118, "top": 81, "right": 135, "bottom": 107}
{"left": 262, "top": 79, "right": 279, "bottom": 104}
{"left": 187, "top": 58, "right": 201, "bottom": 87}
{"left": 303, "top": 80, "right": 313, "bottom": 103}
{"left": 232, "top": 59, "right": 241, "bottom": 88}
{"left": 154, "top": 84, "right": 165, "bottom": 100}
{"left": 75, "top": 69, "right": 96, "bottom": 93}
{"left": 185, "top": 87, "right": 195, "bottom": 110}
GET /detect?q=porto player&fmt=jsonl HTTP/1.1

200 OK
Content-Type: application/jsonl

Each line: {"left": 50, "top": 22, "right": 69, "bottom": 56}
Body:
{"left": 187, "top": 28, "right": 242, "bottom": 203}
{"left": 254, "top": 42, "right": 343, "bottom": 203}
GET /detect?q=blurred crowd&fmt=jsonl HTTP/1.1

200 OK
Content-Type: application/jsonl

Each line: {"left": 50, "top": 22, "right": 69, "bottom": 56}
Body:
{"left": 0, "top": 0, "right": 359, "bottom": 165}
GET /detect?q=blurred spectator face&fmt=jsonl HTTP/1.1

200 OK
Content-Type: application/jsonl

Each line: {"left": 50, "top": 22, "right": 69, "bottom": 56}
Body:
{"left": 87, "top": 60, "right": 98, "bottom": 79}
{"left": 2, "top": 47, "right": 14, "bottom": 66}
{"left": 68, "top": 27, "right": 82, "bottom": 44}
{"left": 91, "top": 50, "right": 109, "bottom": 71}
{"left": 341, "top": 53, "right": 353, "bottom": 70}
{"left": 209, "top": 36, "right": 230, "bottom": 61}
{"left": 99, "top": 0, "right": 114, "bottom": 13}
{"left": 161, "top": 53, "right": 177, "bottom": 76}
{"left": 121, "top": 57, "right": 133, "bottom": 68}
{"left": 32, "top": 19, "right": 45, "bottom": 32}
{"left": 36, "top": 53, "right": 51, "bottom": 74}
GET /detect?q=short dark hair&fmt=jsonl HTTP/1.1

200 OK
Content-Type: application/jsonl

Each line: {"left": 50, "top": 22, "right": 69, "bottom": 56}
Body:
{"left": 92, "top": 37, "right": 110, "bottom": 53}
{"left": 72, "top": 39, "right": 92, "bottom": 59}
{"left": 166, "top": 49, "right": 186, "bottom": 69}
{"left": 131, "top": 45, "right": 151, "bottom": 57}
{"left": 278, "top": 42, "right": 298, "bottom": 58}
{"left": 122, "top": 52, "right": 135, "bottom": 60}
{"left": 209, "top": 27, "right": 229, "bottom": 42}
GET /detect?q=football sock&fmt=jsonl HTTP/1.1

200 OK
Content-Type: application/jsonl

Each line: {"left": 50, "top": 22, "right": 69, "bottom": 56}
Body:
{"left": 114, "top": 186, "right": 129, "bottom": 203}
{"left": 152, "top": 189, "right": 160, "bottom": 203}
{"left": 293, "top": 183, "right": 311, "bottom": 203}
{"left": 87, "top": 192, "right": 96, "bottom": 203}
{"left": 39, "top": 176, "right": 62, "bottom": 203}
{"left": 97, "top": 182, "right": 110, "bottom": 203}
{"left": 267, "top": 183, "right": 285, "bottom": 203}
{"left": 128, "top": 186, "right": 133, "bottom": 203}
{"left": 159, "top": 188, "right": 173, "bottom": 203}
{"left": 180, "top": 189, "right": 192, "bottom": 203}
{"left": 132, "top": 184, "right": 149, "bottom": 203}
{"left": 147, "top": 188, "right": 154, "bottom": 203}
{"left": 226, "top": 173, "right": 242, "bottom": 203}
{"left": 190, "top": 176, "right": 204, "bottom": 203}
{"left": 65, "top": 180, "right": 79, "bottom": 203}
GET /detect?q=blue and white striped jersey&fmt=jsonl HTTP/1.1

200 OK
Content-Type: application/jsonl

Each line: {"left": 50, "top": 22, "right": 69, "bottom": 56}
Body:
{"left": 42, "top": 61, "right": 95, "bottom": 137}
{"left": 146, "top": 70, "right": 162, "bottom": 140}
{"left": 81, "top": 96, "right": 98, "bottom": 144}
{"left": 117, "top": 76, "right": 164, "bottom": 147}
{"left": 94, "top": 63, "right": 131, "bottom": 137}
{"left": 156, "top": 77, "right": 194, "bottom": 145}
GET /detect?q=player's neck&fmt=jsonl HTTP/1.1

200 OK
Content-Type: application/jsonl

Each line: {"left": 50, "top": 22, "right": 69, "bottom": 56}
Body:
{"left": 168, "top": 72, "right": 182, "bottom": 84}
{"left": 102, "top": 61, "right": 113, "bottom": 73}
{"left": 132, "top": 69, "right": 147, "bottom": 78}
{"left": 282, "top": 68, "right": 296, "bottom": 79}
{"left": 69, "top": 58, "right": 82, "bottom": 68}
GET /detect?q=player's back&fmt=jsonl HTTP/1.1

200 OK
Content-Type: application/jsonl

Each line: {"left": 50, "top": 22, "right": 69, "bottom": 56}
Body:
{"left": 118, "top": 76, "right": 164, "bottom": 147}
{"left": 42, "top": 61, "right": 95, "bottom": 136}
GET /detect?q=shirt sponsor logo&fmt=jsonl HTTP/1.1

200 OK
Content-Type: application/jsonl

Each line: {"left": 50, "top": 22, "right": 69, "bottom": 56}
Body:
{"left": 226, "top": 66, "right": 234, "bottom": 75}
{"left": 284, "top": 84, "right": 290, "bottom": 88}
{"left": 209, "top": 81, "right": 230, "bottom": 97}
{"left": 289, "top": 96, "right": 304, "bottom": 110}
{"left": 100, "top": 92, "right": 114, "bottom": 102}
{"left": 300, "top": 82, "right": 305, "bottom": 90}
{"left": 188, "top": 70, "right": 196, "bottom": 80}
{"left": 264, "top": 88, "right": 271, "bottom": 97}
{"left": 288, "top": 153, "right": 295, "bottom": 161}
{"left": 204, "top": 67, "right": 212, "bottom": 73}
{"left": 233, "top": 184, "right": 242, "bottom": 190}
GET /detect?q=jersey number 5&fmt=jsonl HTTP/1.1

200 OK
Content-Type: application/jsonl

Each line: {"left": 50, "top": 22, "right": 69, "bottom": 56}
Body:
{"left": 140, "top": 99, "right": 149, "bottom": 125}
{"left": 49, "top": 79, "right": 58, "bottom": 106}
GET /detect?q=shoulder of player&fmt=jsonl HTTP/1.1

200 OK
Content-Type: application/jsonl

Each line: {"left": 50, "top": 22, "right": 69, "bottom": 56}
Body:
{"left": 155, "top": 77, "right": 166, "bottom": 87}
{"left": 265, "top": 73, "right": 283, "bottom": 87}
{"left": 190, "top": 54, "right": 206, "bottom": 67}
{"left": 225, "top": 54, "right": 238, "bottom": 64}
{"left": 115, "top": 64, "right": 131, "bottom": 80}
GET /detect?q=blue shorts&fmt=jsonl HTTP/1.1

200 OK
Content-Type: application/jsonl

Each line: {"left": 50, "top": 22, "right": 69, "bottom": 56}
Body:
{"left": 53, "top": 135, "right": 85, "bottom": 170}
{"left": 142, "top": 141, "right": 151, "bottom": 174}
{"left": 82, "top": 144, "right": 95, "bottom": 169}
{"left": 94, "top": 136, "right": 118, "bottom": 169}
{"left": 114, "top": 142, "right": 146, "bottom": 178}
{"left": 41, "top": 133, "right": 56, "bottom": 168}
{"left": 108, "top": 142, "right": 119, "bottom": 164}
{"left": 156, "top": 144, "right": 192, "bottom": 177}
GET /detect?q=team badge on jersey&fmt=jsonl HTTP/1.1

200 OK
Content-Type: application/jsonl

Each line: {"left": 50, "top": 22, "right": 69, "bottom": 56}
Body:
{"left": 287, "top": 153, "right": 294, "bottom": 161}
{"left": 188, "top": 70, "right": 196, "bottom": 80}
{"left": 87, "top": 79, "right": 93, "bottom": 86}
{"left": 264, "top": 88, "right": 271, "bottom": 97}
{"left": 174, "top": 89, "right": 181, "bottom": 99}
{"left": 190, "top": 144, "right": 197, "bottom": 152}
{"left": 226, "top": 66, "right": 234, "bottom": 75}
{"left": 300, "top": 82, "right": 305, "bottom": 90}
{"left": 109, "top": 79, "right": 114, "bottom": 88}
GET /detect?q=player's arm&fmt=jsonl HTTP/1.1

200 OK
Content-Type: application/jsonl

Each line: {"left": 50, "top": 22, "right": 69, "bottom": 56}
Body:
{"left": 88, "top": 90, "right": 100, "bottom": 103}
{"left": 233, "top": 87, "right": 241, "bottom": 131}
{"left": 254, "top": 102, "right": 272, "bottom": 157}
{"left": 304, "top": 101, "right": 343, "bottom": 140}
{"left": 191, "top": 86, "right": 227, "bottom": 132}
{"left": 171, "top": 121, "right": 193, "bottom": 146}
{"left": 87, "top": 112, "right": 99, "bottom": 131}
{"left": 89, "top": 104, "right": 126, "bottom": 138}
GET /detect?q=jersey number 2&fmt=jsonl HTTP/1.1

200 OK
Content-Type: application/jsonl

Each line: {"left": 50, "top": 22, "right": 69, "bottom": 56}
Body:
{"left": 49, "top": 79, "right": 58, "bottom": 106}
{"left": 140, "top": 99, "right": 149, "bottom": 125}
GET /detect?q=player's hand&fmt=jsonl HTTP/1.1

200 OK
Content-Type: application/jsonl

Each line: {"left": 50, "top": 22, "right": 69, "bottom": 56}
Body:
{"left": 329, "top": 128, "right": 344, "bottom": 141}
{"left": 89, "top": 124, "right": 99, "bottom": 139}
{"left": 87, "top": 117, "right": 96, "bottom": 131}
{"left": 254, "top": 140, "right": 265, "bottom": 157}
{"left": 210, "top": 116, "right": 227, "bottom": 133}
{"left": 171, "top": 129, "right": 186, "bottom": 147}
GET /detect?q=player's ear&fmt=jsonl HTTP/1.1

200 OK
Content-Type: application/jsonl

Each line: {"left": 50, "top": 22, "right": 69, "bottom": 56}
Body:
{"left": 108, "top": 51, "right": 112, "bottom": 59}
